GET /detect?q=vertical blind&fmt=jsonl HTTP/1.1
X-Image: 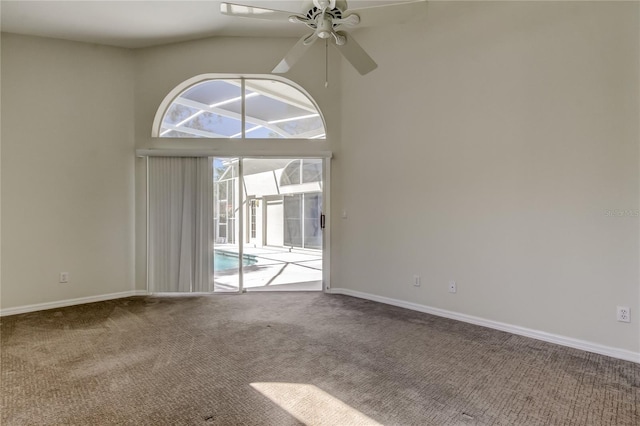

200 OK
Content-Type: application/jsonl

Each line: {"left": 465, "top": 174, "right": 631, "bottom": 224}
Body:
{"left": 148, "top": 157, "right": 212, "bottom": 292}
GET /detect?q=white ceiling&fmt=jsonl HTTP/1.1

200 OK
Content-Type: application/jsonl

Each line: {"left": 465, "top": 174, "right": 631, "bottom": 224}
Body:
{"left": 0, "top": 0, "right": 400, "bottom": 48}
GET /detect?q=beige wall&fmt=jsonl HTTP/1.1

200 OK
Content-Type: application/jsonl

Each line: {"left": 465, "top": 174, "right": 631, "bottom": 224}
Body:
{"left": 1, "top": 1, "right": 638, "bottom": 357}
{"left": 335, "top": 1, "right": 639, "bottom": 353}
{"left": 0, "top": 34, "right": 135, "bottom": 308}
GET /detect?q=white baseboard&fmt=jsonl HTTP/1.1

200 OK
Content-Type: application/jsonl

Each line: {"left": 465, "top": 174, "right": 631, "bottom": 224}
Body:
{"left": 328, "top": 287, "right": 640, "bottom": 364}
{"left": 0, "top": 290, "right": 149, "bottom": 317}
{"left": 3, "top": 287, "right": 637, "bottom": 363}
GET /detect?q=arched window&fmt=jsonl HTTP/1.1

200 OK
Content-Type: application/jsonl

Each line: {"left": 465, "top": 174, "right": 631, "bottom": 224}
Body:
{"left": 154, "top": 76, "right": 326, "bottom": 140}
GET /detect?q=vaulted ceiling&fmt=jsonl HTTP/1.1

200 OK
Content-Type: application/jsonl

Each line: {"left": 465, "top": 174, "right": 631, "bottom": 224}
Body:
{"left": 1, "top": 0, "right": 399, "bottom": 48}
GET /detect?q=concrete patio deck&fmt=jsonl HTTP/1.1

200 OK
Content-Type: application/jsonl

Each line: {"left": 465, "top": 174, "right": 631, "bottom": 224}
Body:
{"left": 213, "top": 245, "right": 323, "bottom": 292}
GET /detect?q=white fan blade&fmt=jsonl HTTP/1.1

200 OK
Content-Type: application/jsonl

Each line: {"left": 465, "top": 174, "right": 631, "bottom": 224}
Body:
{"left": 333, "top": 32, "right": 377, "bottom": 75}
{"left": 347, "top": 0, "right": 427, "bottom": 28}
{"left": 220, "top": 2, "right": 300, "bottom": 21}
{"left": 273, "top": 34, "right": 319, "bottom": 73}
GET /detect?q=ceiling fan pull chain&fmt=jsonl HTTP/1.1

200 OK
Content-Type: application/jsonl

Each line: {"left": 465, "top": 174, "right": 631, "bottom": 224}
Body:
{"left": 325, "top": 39, "right": 329, "bottom": 88}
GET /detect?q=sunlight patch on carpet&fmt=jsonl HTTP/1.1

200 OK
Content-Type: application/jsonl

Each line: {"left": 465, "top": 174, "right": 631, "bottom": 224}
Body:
{"left": 251, "top": 382, "right": 382, "bottom": 426}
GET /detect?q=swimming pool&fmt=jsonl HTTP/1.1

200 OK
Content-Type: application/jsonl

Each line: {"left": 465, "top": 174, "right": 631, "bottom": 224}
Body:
{"left": 213, "top": 250, "right": 257, "bottom": 272}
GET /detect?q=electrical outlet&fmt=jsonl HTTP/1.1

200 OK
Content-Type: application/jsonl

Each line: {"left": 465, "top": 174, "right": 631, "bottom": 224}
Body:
{"left": 448, "top": 281, "right": 457, "bottom": 293}
{"left": 413, "top": 275, "right": 421, "bottom": 287}
{"left": 59, "top": 272, "right": 69, "bottom": 283}
{"left": 617, "top": 306, "right": 630, "bottom": 323}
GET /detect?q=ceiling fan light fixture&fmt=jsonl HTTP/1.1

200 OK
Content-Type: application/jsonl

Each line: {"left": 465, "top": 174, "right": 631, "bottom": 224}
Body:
{"left": 332, "top": 32, "right": 346, "bottom": 46}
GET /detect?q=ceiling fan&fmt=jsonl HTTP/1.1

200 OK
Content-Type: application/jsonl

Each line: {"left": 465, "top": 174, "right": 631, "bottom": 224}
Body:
{"left": 220, "top": 0, "right": 427, "bottom": 76}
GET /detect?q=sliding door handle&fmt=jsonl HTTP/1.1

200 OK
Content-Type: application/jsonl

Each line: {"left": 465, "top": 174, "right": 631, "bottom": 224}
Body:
{"left": 320, "top": 214, "right": 326, "bottom": 229}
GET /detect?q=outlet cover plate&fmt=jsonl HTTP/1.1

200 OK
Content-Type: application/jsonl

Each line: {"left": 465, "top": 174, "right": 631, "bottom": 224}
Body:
{"left": 617, "top": 306, "right": 630, "bottom": 323}
{"left": 413, "top": 275, "right": 421, "bottom": 287}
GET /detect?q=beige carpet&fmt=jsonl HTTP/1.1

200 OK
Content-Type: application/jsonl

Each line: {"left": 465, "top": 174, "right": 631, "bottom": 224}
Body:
{"left": 1, "top": 293, "right": 638, "bottom": 425}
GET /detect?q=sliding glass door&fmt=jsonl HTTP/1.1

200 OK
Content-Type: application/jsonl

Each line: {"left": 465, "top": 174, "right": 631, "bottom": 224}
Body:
{"left": 212, "top": 157, "right": 325, "bottom": 293}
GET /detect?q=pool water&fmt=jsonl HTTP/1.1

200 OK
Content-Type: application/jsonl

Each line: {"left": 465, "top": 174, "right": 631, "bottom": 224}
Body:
{"left": 213, "top": 251, "right": 257, "bottom": 272}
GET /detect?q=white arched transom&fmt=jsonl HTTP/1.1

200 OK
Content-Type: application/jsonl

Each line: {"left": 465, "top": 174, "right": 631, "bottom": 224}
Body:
{"left": 153, "top": 75, "right": 326, "bottom": 140}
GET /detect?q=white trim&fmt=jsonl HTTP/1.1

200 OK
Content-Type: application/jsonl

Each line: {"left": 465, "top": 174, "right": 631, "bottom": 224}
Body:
{"left": 151, "top": 74, "right": 327, "bottom": 139}
{"left": 0, "top": 291, "right": 149, "bottom": 317}
{"left": 136, "top": 149, "right": 333, "bottom": 159}
{"left": 241, "top": 78, "right": 246, "bottom": 139}
{"left": 145, "top": 157, "right": 150, "bottom": 293}
{"left": 323, "top": 158, "right": 331, "bottom": 292}
{"left": 238, "top": 157, "right": 245, "bottom": 294}
{"left": 327, "top": 288, "right": 640, "bottom": 364}
{"left": 145, "top": 292, "right": 221, "bottom": 297}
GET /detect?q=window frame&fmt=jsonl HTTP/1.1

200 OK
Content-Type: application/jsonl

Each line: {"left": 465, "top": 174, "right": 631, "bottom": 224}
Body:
{"left": 152, "top": 74, "right": 327, "bottom": 140}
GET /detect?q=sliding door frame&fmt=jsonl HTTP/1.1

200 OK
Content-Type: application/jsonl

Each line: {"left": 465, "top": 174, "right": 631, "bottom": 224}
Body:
{"left": 141, "top": 150, "right": 331, "bottom": 294}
